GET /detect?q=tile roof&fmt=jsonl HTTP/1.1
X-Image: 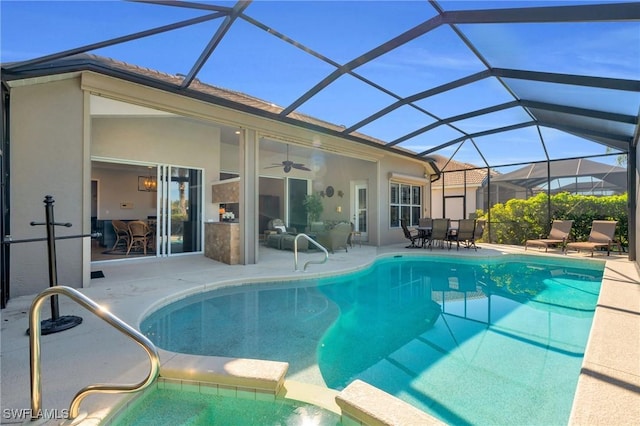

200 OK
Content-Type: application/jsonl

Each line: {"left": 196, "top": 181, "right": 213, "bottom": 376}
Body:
{"left": 81, "top": 54, "right": 418, "bottom": 154}
{"left": 431, "top": 154, "right": 494, "bottom": 187}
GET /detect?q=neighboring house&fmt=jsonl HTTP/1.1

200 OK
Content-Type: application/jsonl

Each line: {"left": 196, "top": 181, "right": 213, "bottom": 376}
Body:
{"left": 1, "top": 55, "right": 439, "bottom": 298}
{"left": 429, "top": 155, "right": 493, "bottom": 220}
{"left": 488, "top": 158, "right": 628, "bottom": 199}
{"left": 430, "top": 156, "right": 627, "bottom": 223}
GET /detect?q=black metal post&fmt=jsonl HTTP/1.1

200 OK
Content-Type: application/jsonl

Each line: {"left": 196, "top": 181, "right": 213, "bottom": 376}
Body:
{"left": 43, "top": 195, "right": 60, "bottom": 320}
{"left": 26, "top": 195, "right": 82, "bottom": 335}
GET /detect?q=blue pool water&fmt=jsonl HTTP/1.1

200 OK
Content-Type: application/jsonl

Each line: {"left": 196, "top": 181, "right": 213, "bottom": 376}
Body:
{"left": 141, "top": 255, "right": 604, "bottom": 425}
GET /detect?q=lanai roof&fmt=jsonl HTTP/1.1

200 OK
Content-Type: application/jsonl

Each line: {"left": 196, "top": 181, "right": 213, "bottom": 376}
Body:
{"left": 1, "top": 1, "right": 639, "bottom": 170}
{"left": 491, "top": 158, "right": 628, "bottom": 192}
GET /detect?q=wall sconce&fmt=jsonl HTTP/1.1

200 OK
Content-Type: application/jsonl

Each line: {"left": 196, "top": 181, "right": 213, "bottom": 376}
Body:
{"left": 138, "top": 176, "right": 157, "bottom": 192}
{"left": 336, "top": 206, "right": 342, "bottom": 213}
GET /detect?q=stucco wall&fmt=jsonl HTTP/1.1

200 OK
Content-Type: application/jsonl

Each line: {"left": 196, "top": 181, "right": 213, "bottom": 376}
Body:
{"left": 431, "top": 185, "right": 481, "bottom": 221}
{"left": 10, "top": 78, "right": 85, "bottom": 297}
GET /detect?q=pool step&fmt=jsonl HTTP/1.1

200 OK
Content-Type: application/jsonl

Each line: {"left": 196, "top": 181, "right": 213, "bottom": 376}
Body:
{"left": 336, "top": 380, "right": 446, "bottom": 426}
{"left": 159, "top": 352, "right": 289, "bottom": 395}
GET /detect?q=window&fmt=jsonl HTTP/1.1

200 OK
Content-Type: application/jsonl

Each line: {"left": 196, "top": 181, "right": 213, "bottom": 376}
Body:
{"left": 390, "top": 182, "right": 422, "bottom": 227}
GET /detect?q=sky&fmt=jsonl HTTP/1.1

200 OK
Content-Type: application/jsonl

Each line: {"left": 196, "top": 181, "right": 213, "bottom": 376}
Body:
{"left": 1, "top": 0, "right": 638, "bottom": 169}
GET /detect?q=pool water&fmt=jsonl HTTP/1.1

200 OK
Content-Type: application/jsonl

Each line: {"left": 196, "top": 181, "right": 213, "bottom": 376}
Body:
{"left": 111, "top": 387, "right": 341, "bottom": 426}
{"left": 141, "top": 255, "right": 604, "bottom": 425}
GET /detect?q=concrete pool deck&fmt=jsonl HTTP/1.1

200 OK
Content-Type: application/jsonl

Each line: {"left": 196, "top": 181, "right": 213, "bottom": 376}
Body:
{"left": 1, "top": 243, "right": 638, "bottom": 425}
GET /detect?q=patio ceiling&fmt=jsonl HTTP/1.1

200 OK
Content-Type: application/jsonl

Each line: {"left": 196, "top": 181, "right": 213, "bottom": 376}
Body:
{"left": 2, "top": 1, "right": 639, "bottom": 171}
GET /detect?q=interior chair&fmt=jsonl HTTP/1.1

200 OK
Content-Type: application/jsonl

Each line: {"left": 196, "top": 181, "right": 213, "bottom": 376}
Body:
{"left": 111, "top": 220, "right": 131, "bottom": 251}
{"left": 429, "top": 218, "right": 451, "bottom": 250}
{"left": 400, "top": 219, "right": 421, "bottom": 248}
{"left": 127, "top": 220, "right": 152, "bottom": 255}
{"left": 565, "top": 220, "right": 621, "bottom": 256}
{"left": 525, "top": 220, "right": 574, "bottom": 252}
{"left": 453, "top": 219, "right": 476, "bottom": 251}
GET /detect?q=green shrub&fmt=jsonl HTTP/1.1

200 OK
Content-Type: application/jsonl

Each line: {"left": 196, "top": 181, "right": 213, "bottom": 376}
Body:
{"left": 477, "top": 192, "right": 628, "bottom": 247}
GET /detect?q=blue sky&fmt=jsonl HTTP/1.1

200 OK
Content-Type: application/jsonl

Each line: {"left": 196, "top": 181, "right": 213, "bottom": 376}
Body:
{"left": 2, "top": 1, "right": 638, "bottom": 168}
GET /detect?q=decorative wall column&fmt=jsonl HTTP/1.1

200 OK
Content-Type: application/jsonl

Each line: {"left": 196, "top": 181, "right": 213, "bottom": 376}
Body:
{"left": 239, "top": 129, "right": 258, "bottom": 264}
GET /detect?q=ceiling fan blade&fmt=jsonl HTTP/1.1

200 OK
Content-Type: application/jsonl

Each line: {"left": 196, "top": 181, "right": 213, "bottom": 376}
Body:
{"left": 292, "top": 164, "right": 311, "bottom": 171}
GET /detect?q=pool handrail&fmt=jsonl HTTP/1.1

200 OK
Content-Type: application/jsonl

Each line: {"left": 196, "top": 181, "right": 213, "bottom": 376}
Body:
{"left": 29, "top": 285, "right": 160, "bottom": 421}
{"left": 293, "top": 233, "right": 329, "bottom": 272}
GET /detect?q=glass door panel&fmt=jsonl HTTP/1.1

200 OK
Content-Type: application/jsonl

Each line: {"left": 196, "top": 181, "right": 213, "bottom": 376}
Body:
{"left": 354, "top": 182, "right": 368, "bottom": 240}
{"left": 158, "top": 165, "right": 202, "bottom": 255}
{"left": 287, "top": 178, "right": 308, "bottom": 232}
{"left": 169, "top": 167, "right": 202, "bottom": 254}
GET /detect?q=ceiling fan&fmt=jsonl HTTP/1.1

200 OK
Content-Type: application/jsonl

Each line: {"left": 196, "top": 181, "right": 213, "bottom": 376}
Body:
{"left": 265, "top": 145, "right": 310, "bottom": 173}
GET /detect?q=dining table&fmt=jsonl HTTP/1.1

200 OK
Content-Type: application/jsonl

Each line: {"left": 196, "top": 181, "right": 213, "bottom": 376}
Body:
{"left": 417, "top": 226, "right": 432, "bottom": 248}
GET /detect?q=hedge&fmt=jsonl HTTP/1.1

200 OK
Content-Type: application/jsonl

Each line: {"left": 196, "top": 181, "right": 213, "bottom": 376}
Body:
{"left": 477, "top": 192, "right": 628, "bottom": 247}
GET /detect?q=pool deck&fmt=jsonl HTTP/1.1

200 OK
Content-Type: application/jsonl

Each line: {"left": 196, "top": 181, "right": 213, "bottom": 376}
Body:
{"left": 1, "top": 243, "right": 638, "bottom": 425}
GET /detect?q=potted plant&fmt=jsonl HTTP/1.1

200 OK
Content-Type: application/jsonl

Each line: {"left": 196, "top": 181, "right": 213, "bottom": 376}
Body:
{"left": 303, "top": 193, "right": 324, "bottom": 223}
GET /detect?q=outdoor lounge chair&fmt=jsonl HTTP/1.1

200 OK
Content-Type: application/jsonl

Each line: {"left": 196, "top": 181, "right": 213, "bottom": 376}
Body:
{"left": 265, "top": 218, "right": 309, "bottom": 251}
{"left": 400, "top": 219, "right": 421, "bottom": 248}
{"left": 564, "top": 220, "right": 620, "bottom": 256}
{"left": 525, "top": 220, "right": 574, "bottom": 252}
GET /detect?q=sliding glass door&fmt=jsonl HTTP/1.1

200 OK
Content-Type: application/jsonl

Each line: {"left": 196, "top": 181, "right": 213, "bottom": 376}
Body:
{"left": 158, "top": 165, "right": 203, "bottom": 255}
{"left": 287, "top": 178, "right": 308, "bottom": 233}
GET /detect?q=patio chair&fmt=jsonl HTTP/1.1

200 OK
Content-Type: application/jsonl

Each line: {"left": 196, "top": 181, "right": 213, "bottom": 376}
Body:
{"left": 429, "top": 218, "right": 451, "bottom": 250}
{"left": 265, "top": 218, "right": 298, "bottom": 249}
{"left": 565, "top": 220, "right": 621, "bottom": 256}
{"left": 111, "top": 220, "right": 131, "bottom": 251}
{"left": 400, "top": 219, "right": 421, "bottom": 248}
{"left": 316, "top": 222, "right": 351, "bottom": 253}
{"left": 471, "top": 219, "right": 486, "bottom": 249}
{"left": 452, "top": 219, "right": 477, "bottom": 251}
{"left": 525, "top": 220, "right": 574, "bottom": 252}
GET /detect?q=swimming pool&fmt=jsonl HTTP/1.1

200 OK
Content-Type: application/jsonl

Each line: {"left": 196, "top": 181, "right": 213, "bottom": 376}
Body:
{"left": 141, "top": 254, "right": 604, "bottom": 425}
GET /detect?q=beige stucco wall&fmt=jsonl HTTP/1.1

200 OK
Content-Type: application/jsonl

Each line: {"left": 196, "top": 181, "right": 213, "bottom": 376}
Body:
{"left": 311, "top": 155, "right": 378, "bottom": 243}
{"left": 431, "top": 184, "right": 481, "bottom": 221}
{"left": 10, "top": 77, "right": 86, "bottom": 297}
